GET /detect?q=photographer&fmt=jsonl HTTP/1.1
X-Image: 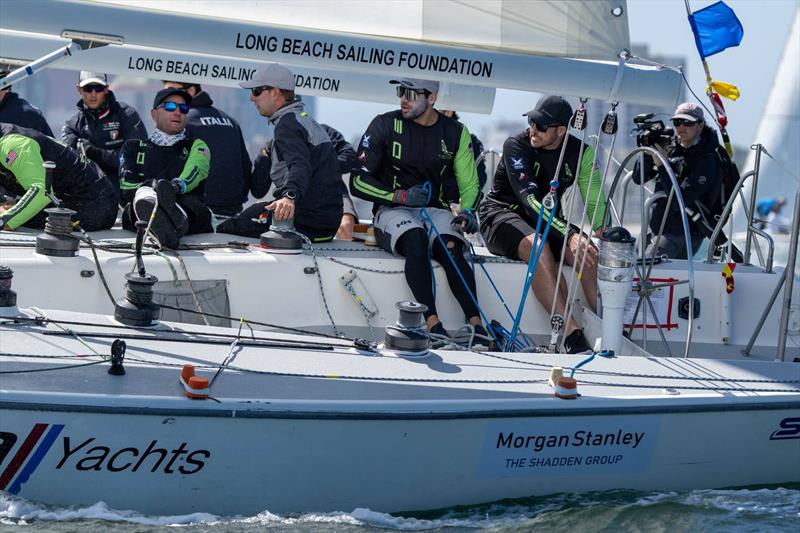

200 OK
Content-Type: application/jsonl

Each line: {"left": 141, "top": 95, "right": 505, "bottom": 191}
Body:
{"left": 634, "top": 102, "right": 728, "bottom": 260}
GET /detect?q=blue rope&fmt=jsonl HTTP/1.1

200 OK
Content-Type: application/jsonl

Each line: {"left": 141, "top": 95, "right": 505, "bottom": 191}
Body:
{"left": 569, "top": 350, "right": 614, "bottom": 378}
{"left": 415, "top": 183, "right": 502, "bottom": 344}
{"left": 467, "top": 242, "right": 516, "bottom": 323}
{"left": 506, "top": 192, "right": 559, "bottom": 352}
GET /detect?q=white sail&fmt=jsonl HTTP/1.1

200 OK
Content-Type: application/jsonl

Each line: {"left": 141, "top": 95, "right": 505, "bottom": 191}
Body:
{"left": 737, "top": 9, "right": 800, "bottom": 229}
{"left": 0, "top": 0, "right": 682, "bottom": 107}
{"left": 95, "top": 0, "right": 630, "bottom": 61}
{"left": 0, "top": 29, "right": 495, "bottom": 113}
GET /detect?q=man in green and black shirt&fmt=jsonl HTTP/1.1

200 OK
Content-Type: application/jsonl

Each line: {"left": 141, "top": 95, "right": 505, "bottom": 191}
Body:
{"left": 0, "top": 122, "right": 118, "bottom": 231}
{"left": 479, "top": 95, "right": 607, "bottom": 354}
{"left": 118, "top": 88, "right": 211, "bottom": 249}
{"left": 350, "top": 78, "right": 485, "bottom": 338}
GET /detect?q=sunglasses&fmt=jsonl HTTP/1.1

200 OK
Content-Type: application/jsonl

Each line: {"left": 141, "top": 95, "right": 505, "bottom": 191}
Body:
{"left": 527, "top": 116, "right": 558, "bottom": 132}
{"left": 81, "top": 85, "right": 106, "bottom": 93}
{"left": 396, "top": 86, "right": 430, "bottom": 101}
{"left": 672, "top": 118, "right": 699, "bottom": 127}
{"left": 250, "top": 85, "right": 274, "bottom": 97}
{"left": 159, "top": 101, "right": 190, "bottom": 114}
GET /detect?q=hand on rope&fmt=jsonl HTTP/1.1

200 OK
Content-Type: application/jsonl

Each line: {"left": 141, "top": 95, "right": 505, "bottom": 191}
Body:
{"left": 392, "top": 184, "right": 429, "bottom": 207}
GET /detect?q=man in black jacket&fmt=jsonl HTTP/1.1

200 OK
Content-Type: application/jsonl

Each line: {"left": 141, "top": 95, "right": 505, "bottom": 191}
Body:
{"left": 0, "top": 70, "right": 54, "bottom": 136}
{"left": 163, "top": 80, "right": 257, "bottom": 216}
{"left": 62, "top": 72, "right": 147, "bottom": 183}
{"left": 635, "top": 102, "right": 724, "bottom": 260}
{"left": 218, "top": 63, "right": 342, "bottom": 242}
{"left": 118, "top": 88, "right": 211, "bottom": 249}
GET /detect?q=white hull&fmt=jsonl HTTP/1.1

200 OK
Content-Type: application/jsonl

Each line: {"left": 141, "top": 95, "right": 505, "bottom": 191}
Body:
{"left": 2, "top": 309, "right": 798, "bottom": 515}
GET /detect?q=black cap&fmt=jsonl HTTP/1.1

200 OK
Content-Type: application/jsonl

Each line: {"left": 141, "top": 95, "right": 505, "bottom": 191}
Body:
{"left": 152, "top": 88, "right": 191, "bottom": 109}
{"left": 523, "top": 95, "right": 573, "bottom": 127}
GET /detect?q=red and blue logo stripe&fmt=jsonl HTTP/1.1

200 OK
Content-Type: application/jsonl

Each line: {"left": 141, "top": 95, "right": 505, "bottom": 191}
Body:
{"left": 0, "top": 423, "right": 64, "bottom": 494}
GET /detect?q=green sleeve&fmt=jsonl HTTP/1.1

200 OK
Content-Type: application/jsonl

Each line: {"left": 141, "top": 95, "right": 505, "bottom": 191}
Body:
{"left": 453, "top": 125, "right": 480, "bottom": 211}
{"left": 178, "top": 139, "right": 210, "bottom": 194}
{"left": 524, "top": 194, "right": 570, "bottom": 237}
{"left": 0, "top": 134, "right": 51, "bottom": 229}
{"left": 577, "top": 144, "right": 607, "bottom": 231}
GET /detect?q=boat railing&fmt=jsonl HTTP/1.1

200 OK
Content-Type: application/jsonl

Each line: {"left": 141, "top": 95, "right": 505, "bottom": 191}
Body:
{"left": 605, "top": 147, "right": 696, "bottom": 358}
{"left": 705, "top": 144, "right": 774, "bottom": 271}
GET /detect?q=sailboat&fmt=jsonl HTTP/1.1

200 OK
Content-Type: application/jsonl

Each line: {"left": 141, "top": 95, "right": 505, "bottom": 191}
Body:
{"left": 1, "top": 0, "right": 799, "bottom": 515}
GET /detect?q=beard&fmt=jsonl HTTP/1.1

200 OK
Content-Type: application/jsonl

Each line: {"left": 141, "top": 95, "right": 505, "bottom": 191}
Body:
{"left": 401, "top": 100, "right": 427, "bottom": 120}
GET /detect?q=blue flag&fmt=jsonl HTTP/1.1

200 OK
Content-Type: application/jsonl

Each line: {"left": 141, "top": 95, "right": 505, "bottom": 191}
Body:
{"left": 689, "top": 1, "right": 744, "bottom": 59}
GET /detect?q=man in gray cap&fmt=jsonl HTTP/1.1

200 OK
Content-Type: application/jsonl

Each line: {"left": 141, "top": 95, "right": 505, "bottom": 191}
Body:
{"left": 217, "top": 63, "right": 342, "bottom": 241}
{"left": 350, "top": 78, "right": 485, "bottom": 340}
{"left": 63, "top": 71, "right": 147, "bottom": 183}
{"left": 634, "top": 101, "right": 735, "bottom": 260}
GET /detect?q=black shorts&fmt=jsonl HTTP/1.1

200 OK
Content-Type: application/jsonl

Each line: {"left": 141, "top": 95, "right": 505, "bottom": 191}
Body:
{"left": 480, "top": 204, "right": 570, "bottom": 260}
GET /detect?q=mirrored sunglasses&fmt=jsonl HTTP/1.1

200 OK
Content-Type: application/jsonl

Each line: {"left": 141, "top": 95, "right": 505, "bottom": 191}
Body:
{"left": 159, "top": 101, "right": 190, "bottom": 114}
{"left": 396, "top": 86, "right": 429, "bottom": 101}
{"left": 81, "top": 85, "right": 106, "bottom": 93}
{"left": 250, "top": 85, "right": 274, "bottom": 97}
{"left": 672, "top": 118, "right": 698, "bottom": 127}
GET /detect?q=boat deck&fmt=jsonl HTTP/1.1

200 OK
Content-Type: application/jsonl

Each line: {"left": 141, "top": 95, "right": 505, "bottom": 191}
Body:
{"left": 2, "top": 309, "right": 798, "bottom": 417}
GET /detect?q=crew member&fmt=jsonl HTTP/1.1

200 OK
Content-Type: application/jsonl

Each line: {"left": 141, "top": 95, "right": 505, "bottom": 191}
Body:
{"left": 440, "top": 110, "right": 488, "bottom": 190}
{"left": 634, "top": 102, "right": 726, "bottom": 259}
{"left": 218, "top": 63, "right": 342, "bottom": 241}
{"left": 163, "top": 80, "right": 258, "bottom": 216}
{"left": 350, "top": 78, "right": 485, "bottom": 338}
{"left": 479, "top": 95, "right": 607, "bottom": 354}
{"left": 62, "top": 71, "right": 147, "bottom": 183}
{"left": 0, "top": 70, "right": 54, "bottom": 136}
{"left": 0, "top": 122, "right": 118, "bottom": 231}
{"left": 118, "top": 88, "right": 212, "bottom": 249}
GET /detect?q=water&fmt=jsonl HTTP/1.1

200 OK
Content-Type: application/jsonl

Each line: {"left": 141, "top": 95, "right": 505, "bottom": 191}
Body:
{"left": 2, "top": 486, "right": 798, "bottom": 532}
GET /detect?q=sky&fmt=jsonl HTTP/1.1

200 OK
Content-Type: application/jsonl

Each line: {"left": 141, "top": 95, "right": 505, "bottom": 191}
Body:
{"left": 313, "top": 0, "right": 799, "bottom": 150}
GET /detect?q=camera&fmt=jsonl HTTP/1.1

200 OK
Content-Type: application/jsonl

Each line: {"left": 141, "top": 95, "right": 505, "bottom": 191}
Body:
{"left": 633, "top": 113, "right": 674, "bottom": 148}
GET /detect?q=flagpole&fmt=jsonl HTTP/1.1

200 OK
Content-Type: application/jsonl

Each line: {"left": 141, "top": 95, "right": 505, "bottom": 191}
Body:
{"left": 684, "top": 0, "right": 735, "bottom": 157}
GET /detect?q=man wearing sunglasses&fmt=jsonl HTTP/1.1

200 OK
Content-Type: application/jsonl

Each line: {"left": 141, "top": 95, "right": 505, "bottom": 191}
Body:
{"left": 0, "top": 69, "right": 54, "bottom": 137}
{"left": 118, "top": 88, "right": 212, "bottom": 249}
{"left": 479, "top": 95, "right": 607, "bottom": 355}
{"left": 350, "top": 78, "right": 485, "bottom": 339}
{"left": 218, "top": 63, "right": 342, "bottom": 242}
{"left": 162, "top": 80, "right": 257, "bottom": 217}
{"left": 634, "top": 102, "right": 731, "bottom": 260}
{"left": 62, "top": 71, "right": 147, "bottom": 184}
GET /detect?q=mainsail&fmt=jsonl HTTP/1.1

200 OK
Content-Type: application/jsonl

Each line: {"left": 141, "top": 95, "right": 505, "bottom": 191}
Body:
{"left": 0, "top": 0, "right": 682, "bottom": 107}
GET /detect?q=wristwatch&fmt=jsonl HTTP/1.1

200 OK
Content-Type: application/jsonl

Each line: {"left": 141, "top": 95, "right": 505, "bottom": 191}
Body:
{"left": 283, "top": 191, "right": 297, "bottom": 201}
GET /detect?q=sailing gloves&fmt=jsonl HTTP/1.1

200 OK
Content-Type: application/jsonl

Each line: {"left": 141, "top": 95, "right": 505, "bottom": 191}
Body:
{"left": 170, "top": 178, "right": 187, "bottom": 194}
{"left": 451, "top": 208, "right": 478, "bottom": 234}
{"left": 392, "top": 184, "right": 429, "bottom": 207}
{"left": 77, "top": 139, "right": 102, "bottom": 162}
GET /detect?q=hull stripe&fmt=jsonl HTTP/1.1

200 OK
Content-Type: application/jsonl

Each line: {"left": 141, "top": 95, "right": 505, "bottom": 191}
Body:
{"left": 8, "top": 424, "right": 64, "bottom": 494}
{"left": 0, "top": 423, "right": 46, "bottom": 490}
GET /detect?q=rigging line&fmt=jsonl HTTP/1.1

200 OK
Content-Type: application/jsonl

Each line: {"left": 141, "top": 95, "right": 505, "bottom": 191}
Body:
{"left": 29, "top": 307, "right": 102, "bottom": 357}
{"left": 74, "top": 229, "right": 116, "bottom": 306}
{"left": 549, "top": 100, "right": 590, "bottom": 323}
{"left": 2, "top": 314, "right": 350, "bottom": 346}
{"left": 0, "top": 359, "right": 108, "bottom": 374}
{"left": 679, "top": 69, "right": 724, "bottom": 131}
{"left": 759, "top": 147, "right": 800, "bottom": 184}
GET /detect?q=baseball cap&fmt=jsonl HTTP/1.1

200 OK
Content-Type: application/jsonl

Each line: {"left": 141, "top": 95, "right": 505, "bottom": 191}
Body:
{"left": 152, "top": 87, "right": 192, "bottom": 109}
{"left": 78, "top": 71, "right": 108, "bottom": 87}
{"left": 671, "top": 102, "right": 704, "bottom": 122}
{"left": 389, "top": 78, "right": 440, "bottom": 94}
{"left": 523, "top": 95, "right": 573, "bottom": 127}
{"left": 239, "top": 63, "right": 295, "bottom": 90}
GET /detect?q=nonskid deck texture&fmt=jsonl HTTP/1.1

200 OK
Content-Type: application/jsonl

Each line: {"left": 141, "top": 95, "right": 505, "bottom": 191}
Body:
{"left": 2, "top": 309, "right": 798, "bottom": 411}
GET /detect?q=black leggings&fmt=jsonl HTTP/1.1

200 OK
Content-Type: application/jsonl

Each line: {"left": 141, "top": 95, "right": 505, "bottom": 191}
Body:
{"left": 395, "top": 228, "right": 479, "bottom": 321}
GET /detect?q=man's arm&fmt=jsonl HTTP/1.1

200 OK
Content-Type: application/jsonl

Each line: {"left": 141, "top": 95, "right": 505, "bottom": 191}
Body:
{"left": 453, "top": 125, "right": 480, "bottom": 211}
{"left": 324, "top": 125, "right": 357, "bottom": 175}
{"left": 251, "top": 141, "right": 272, "bottom": 199}
{"left": 349, "top": 116, "right": 395, "bottom": 205}
{"left": 176, "top": 139, "right": 211, "bottom": 194}
{"left": 576, "top": 144, "right": 607, "bottom": 231}
{"left": 60, "top": 117, "right": 80, "bottom": 149}
{"left": 273, "top": 115, "right": 312, "bottom": 201}
{"left": 0, "top": 134, "right": 50, "bottom": 229}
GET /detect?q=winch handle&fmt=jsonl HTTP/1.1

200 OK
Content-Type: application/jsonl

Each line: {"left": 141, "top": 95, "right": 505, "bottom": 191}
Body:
{"left": 134, "top": 220, "right": 147, "bottom": 276}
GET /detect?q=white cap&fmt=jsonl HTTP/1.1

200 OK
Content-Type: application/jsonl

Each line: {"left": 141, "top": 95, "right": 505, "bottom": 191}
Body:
{"left": 78, "top": 71, "right": 108, "bottom": 87}
{"left": 239, "top": 63, "right": 294, "bottom": 90}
